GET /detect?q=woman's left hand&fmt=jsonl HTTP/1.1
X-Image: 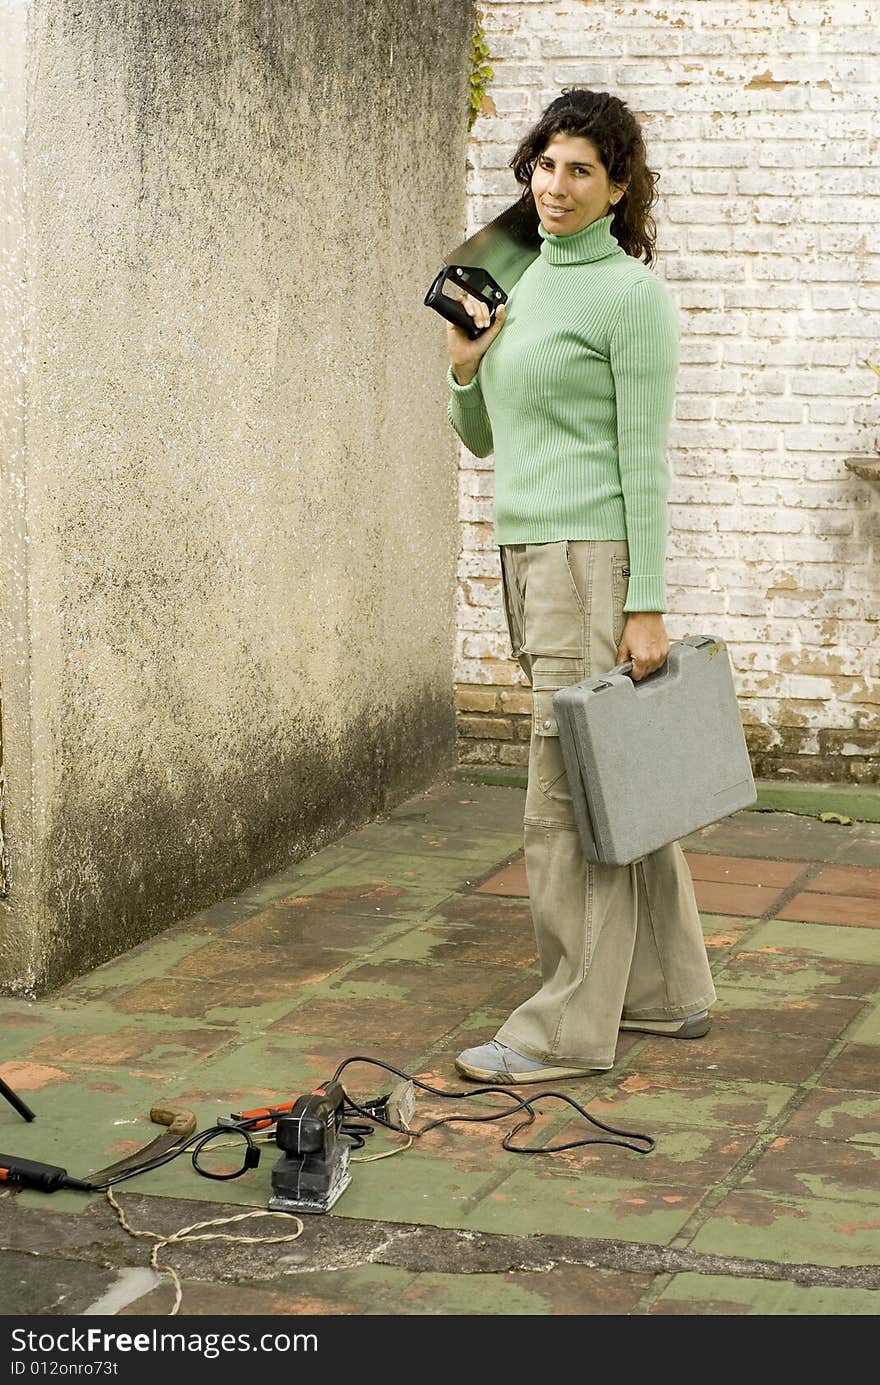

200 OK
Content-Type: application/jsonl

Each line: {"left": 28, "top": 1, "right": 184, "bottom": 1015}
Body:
{"left": 616, "top": 612, "right": 669, "bottom": 682}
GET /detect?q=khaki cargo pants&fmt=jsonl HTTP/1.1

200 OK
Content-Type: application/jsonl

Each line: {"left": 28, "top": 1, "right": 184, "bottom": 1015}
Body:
{"left": 495, "top": 540, "right": 716, "bottom": 1069}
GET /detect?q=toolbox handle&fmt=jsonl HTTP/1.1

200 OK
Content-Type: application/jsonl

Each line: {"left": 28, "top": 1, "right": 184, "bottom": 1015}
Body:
{"left": 603, "top": 658, "right": 671, "bottom": 683}
{"left": 601, "top": 636, "right": 714, "bottom": 686}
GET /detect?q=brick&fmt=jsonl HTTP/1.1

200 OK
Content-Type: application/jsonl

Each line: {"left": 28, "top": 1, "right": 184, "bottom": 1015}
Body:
{"left": 459, "top": 471, "right": 495, "bottom": 498}
{"left": 458, "top": 551, "right": 502, "bottom": 579}
{"left": 460, "top": 522, "right": 495, "bottom": 552}
{"left": 454, "top": 687, "right": 498, "bottom": 714}
{"left": 674, "top": 398, "right": 714, "bottom": 420}
{"left": 456, "top": 715, "right": 514, "bottom": 741}
{"left": 461, "top": 577, "right": 500, "bottom": 608}
{"left": 461, "top": 631, "right": 511, "bottom": 660}
{"left": 677, "top": 340, "right": 723, "bottom": 364}
{"left": 791, "top": 369, "right": 875, "bottom": 397}
{"left": 459, "top": 495, "right": 493, "bottom": 522}
{"left": 456, "top": 605, "right": 505, "bottom": 635}
{"left": 499, "top": 689, "right": 532, "bottom": 714}
{"left": 690, "top": 171, "right": 736, "bottom": 195}
{"left": 458, "top": 741, "right": 501, "bottom": 766}
{"left": 686, "top": 227, "right": 733, "bottom": 252}
{"left": 455, "top": 659, "right": 520, "bottom": 687}
{"left": 675, "top": 285, "right": 725, "bottom": 310}
{"left": 498, "top": 743, "right": 529, "bottom": 767}
{"left": 664, "top": 256, "right": 747, "bottom": 281}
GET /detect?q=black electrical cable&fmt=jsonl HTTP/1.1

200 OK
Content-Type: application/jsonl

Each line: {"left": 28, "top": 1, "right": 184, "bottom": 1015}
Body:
{"left": 17, "top": 1051, "right": 651, "bottom": 1199}
{"left": 86, "top": 1123, "right": 262, "bottom": 1191}
{"left": 332, "top": 1055, "right": 654, "bottom": 1155}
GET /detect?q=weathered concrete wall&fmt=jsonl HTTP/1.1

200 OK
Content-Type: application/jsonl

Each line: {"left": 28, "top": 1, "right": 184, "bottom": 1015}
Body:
{"left": 0, "top": 0, "right": 474, "bottom": 994}
{"left": 455, "top": 0, "right": 880, "bottom": 785}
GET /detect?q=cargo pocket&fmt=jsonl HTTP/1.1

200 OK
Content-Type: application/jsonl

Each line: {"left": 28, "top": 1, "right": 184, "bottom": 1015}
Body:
{"left": 521, "top": 542, "right": 587, "bottom": 659}
{"left": 532, "top": 689, "right": 571, "bottom": 801}
{"left": 500, "top": 547, "right": 524, "bottom": 661}
{"left": 611, "top": 554, "right": 631, "bottom": 650}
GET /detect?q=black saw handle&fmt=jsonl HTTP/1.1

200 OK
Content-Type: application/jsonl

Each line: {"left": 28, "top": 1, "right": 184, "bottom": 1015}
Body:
{"left": 424, "top": 264, "right": 507, "bottom": 339}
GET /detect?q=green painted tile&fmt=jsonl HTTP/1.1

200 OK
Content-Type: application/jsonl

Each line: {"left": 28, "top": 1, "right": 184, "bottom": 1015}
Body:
{"left": 710, "top": 983, "right": 863, "bottom": 1039}
{"left": 719, "top": 943, "right": 880, "bottom": 1002}
{"left": 701, "top": 914, "right": 759, "bottom": 950}
{"left": 273, "top": 858, "right": 470, "bottom": 919}
{"left": 357, "top": 1267, "right": 586, "bottom": 1315}
{"left": 743, "top": 1133, "right": 880, "bottom": 1205}
{"left": 0, "top": 1011, "right": 69, "bottom": 1062}
{"left": 0, "top": 1072, "right": 194, "bottom": 1190}
{"left": 319, "top": 958, "right": 523, "bottom": 1013}
{"left": 162, "top": 1034, "right": 336, "bottom": 1105}
{"left": 650, "top": 1272, "right": 880, "bottom": 1316}
{"left": 627, "top": 1022, "right": 832, "bottom": 1085}
{"left": 587, "top": 1074, "right": 795, "bottom": 1134}
{"left": 781, "top": 1090, "right": 880, "bottom": 1146}
{"left": 392, "top": 784, "right": 527, "bottom": 835}
{"left": 847, "top": 1001, "right": 880, "bottom": 1046}
{"left": 689, "top": 1190, "right": 880, "bottom": 1267}
{"left": 119, "top": 1263, "right": 624, "bottom": 1317}
{"left": 743, "top": 920, "right": 880, "bottom": 966}
{"left": 337, "top": 820, "right": 523, "bottom": 861}
{"left": 223, "top": 907, "right": 413, "bottom": 955}
{"left": 269, "top": 992, "right": 464, "bottom": 1052}
{"left": 121, "top": 1266, "right": 399, "bottom": 1317}
{"left": 306, "top": 1149, "right": 514, "bottom": 1230}
{"left": 363, "top": 916, "right": 539, "bottom": 972}
{"left": 12, "top": 1010, "right": 239, "bottom": 1075}
{"left": 243, "top": 846, "right": 375, "bottom": 893}
{"left": 548, "top": 1121, "right": 755, "bottom": 1188}
{"left": 110, "top": 979, "right": 334, "bottom": 1030}
{"left": 46, "top": 932, "right": 219, "bottom": 1004}
{"left": 362, "top": 925, "right": 462, "bottom": 966}
{"left": 820, "top": 1044, "right": 880, "bottom": 1094}
{"left": 834, "top": 827, "right": 880, "bottom": 869}
{"left": 463, "top": 1168, "right": 706, "bottom": 1244}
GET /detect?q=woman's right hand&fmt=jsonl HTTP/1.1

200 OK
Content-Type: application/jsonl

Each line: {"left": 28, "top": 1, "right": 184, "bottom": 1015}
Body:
{"left": 447, "top": 296, "right": 506, "bottom": 386}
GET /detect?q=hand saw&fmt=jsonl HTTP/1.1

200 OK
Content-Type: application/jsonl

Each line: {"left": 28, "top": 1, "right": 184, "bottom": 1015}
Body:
{"left": 424, "top": 196, "right": 541, "bottom": 338}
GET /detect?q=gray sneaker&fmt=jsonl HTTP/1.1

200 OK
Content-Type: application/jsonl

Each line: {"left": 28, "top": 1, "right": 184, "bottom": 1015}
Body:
{"left": 619, "top": 1010, "right": 710, "bottom": 1039}
{"left": 455, "top": 1040, "right": 597, "bottom": 1084}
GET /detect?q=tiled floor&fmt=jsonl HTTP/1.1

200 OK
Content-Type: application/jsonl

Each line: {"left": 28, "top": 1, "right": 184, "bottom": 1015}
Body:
{"left": 0, "top": 781, "right": 878, "bottom": 1317}
{"left": 477, "top": 851, "right": 880, "bottom": 926}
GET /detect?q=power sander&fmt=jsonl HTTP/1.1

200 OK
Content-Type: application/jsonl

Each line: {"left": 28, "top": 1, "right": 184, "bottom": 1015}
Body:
{"left": 268, "top": 1081, "right": 352, "bottom": 1214}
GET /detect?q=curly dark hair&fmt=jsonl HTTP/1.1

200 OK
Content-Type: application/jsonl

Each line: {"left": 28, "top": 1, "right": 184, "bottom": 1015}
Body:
{"left": 510, "top": 89, "right": 660, "bottom": 266}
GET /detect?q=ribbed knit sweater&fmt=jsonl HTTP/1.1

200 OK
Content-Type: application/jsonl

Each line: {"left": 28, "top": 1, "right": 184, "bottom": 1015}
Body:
{"left": 447, "top": 212, "right": 679, "bottom": 612}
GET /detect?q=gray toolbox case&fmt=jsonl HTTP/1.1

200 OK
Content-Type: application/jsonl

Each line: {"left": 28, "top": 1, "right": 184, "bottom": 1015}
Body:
{"left": 553, "top": 635, "right": 756, "bottom": 867}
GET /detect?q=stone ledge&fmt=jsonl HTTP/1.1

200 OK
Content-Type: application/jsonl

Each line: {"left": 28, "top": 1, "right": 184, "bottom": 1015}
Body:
{"left": 454, "top": 767, "right": 880, "bottom": 821}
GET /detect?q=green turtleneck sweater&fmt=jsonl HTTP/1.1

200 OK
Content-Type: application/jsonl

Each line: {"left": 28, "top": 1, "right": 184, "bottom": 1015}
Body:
{"left": 447, "top": 213, "right": 679, "bottom": 613}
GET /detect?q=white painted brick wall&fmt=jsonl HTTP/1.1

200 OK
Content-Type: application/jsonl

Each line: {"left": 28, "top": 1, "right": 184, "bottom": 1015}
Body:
{"left": 455, "top": 0, "right": 880, "bottom": 780}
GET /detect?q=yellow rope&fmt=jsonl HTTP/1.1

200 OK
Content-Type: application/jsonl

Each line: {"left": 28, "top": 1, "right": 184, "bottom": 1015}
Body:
{"left": 350, "top": 1133, "right": 413, "bottom": 1162}
{"left": 106, "top": 1187, "right": 304, "bottom": 1316}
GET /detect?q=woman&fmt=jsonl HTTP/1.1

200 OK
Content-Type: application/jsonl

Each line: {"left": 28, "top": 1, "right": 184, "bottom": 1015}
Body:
{"left": 446, "top": 89, "right": 716, "bottom": 1083}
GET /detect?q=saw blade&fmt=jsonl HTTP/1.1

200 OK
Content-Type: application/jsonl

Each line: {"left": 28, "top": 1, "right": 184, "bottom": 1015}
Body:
{"left": 444, "top": 197, "right": 542, "bottom": 294}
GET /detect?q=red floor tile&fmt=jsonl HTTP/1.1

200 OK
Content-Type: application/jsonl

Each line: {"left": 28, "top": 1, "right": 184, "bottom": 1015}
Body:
{"left": 684, "top": 854, "right": 805, "bottom": 889}
{"left": 692, "top": 879, "right": 787, "bottom": 918}
{"left": 477, "top": 855, "right": 794, "bottom": 917}
{"left": 476, "top": 858, "right": 528, "bottom": 896}
{"left": 808, "top": 866, "right": 880, "bottom": 900}
{"left": 776, "top": 892, "right": 880, "bottom": 928}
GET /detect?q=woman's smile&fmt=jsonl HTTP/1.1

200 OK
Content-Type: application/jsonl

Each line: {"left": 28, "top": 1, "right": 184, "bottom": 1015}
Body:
{"left": 531, "top": 132, "right": 626, "bottom": 236}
